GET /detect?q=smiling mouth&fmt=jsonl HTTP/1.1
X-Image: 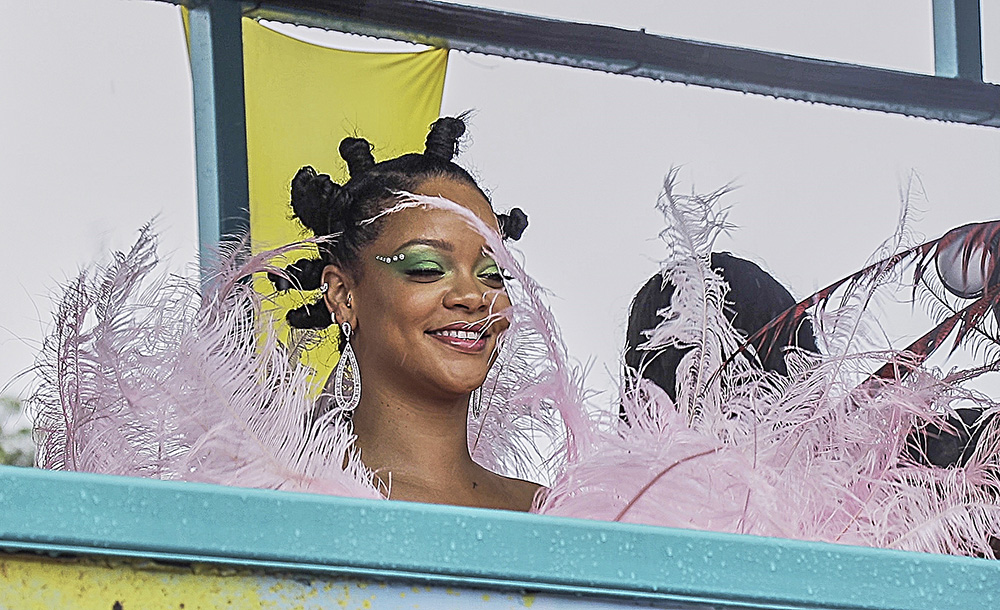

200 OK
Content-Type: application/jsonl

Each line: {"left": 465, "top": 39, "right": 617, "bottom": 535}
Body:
{"left": 426, "top": 327, "right": 490, "bottom": 354}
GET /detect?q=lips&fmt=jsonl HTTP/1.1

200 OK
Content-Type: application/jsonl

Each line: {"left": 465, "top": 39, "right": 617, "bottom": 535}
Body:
{"left": 427, "top": 322, "right": 491, "bottom": 354}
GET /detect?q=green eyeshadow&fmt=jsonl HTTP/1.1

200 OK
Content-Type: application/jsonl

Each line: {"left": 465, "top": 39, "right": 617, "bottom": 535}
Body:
{"left": 374, "top": 246, "right": 506, "bottom": 287}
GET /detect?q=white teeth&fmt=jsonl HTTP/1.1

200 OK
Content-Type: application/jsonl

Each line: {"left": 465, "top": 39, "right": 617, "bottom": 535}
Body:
{"left": 436, "top": 329, "right": 480, "bottom": 340}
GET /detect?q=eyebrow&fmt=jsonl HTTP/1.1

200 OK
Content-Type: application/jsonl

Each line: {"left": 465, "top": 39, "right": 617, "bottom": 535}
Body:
{"left": 393, "top": 238, "right": 454, "bottom": 252}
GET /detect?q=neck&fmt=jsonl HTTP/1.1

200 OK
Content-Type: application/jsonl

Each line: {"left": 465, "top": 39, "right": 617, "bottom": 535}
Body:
{"left": 350, "top": 381, "right": 477, "bottom": 494}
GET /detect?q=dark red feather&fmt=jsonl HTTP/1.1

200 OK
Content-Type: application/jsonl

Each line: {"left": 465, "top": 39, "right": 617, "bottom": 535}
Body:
{"left": 716, "top": 220, "right": 1000, "bottom": 383}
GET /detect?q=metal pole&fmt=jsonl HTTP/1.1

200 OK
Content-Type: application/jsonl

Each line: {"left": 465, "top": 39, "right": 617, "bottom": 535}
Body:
{"left": 188, "top": 0, "right": 250, "bottom": 269}
{"left": 933, "top": 0, "right": 983, "bottom": 80}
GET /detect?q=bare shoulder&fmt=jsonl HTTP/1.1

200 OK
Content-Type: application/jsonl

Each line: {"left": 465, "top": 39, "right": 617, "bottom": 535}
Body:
{"left": 496, "top": 474, "right": 544, "bottom": 512}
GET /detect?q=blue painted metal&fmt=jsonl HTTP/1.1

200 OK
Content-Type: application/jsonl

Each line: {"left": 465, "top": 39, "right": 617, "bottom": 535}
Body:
{"left": 188, "top": 0, "right": 250, "bottom": 264}
{"left": 933, "top": 0, "right": 983, "bottom": 80}
{"left": 1, "top": 466, "right": 998, "bottom": 610}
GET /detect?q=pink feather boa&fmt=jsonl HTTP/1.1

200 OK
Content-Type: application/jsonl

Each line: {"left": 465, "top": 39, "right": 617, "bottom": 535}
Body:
{"left": 30, "top": 187, "right": 1000, "bottom": 557}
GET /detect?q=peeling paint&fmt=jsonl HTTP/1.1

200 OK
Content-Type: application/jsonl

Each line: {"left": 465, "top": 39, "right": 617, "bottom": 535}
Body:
{"left": 0, "top": 554, "right": 640, "bottom": 609}
{"left": 0, "top": 554, "right": 263, "bottom": 609}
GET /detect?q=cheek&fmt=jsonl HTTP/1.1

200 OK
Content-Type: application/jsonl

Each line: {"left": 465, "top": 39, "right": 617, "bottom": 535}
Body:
{"left": 495, "top": 292, "right": 512, "bottom": 311}
{"left": 363, "top": 280, "right": 444, "bottom": 327}
{"left": 396, "top": 284, "right": 448, "bottom": 316}
{"left": 489, "top": 291, "right": 513, "bottom": 332}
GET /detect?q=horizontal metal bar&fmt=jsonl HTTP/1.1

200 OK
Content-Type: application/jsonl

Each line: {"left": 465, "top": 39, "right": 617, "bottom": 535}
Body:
{"left": 3, "top": 466, "right": 999, "bottom": 609}
{"left": 164, "top": 0, "right": 1000, "bottom": 127}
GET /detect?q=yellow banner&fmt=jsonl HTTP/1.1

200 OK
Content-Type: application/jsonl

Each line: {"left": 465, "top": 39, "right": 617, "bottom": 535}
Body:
{"left": 182, "top": 12, "right": 446, "bottom": 383}
{"left": 243, "top": 19, "right": 447, "bottom": 250}
{"left": 241, "top": 19, "right": 447, "bottom": 381}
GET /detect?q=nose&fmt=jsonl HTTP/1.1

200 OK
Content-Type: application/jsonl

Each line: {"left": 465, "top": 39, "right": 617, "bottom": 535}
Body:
{"left": 443, "top": 272, "right": 490, "bottom": 312}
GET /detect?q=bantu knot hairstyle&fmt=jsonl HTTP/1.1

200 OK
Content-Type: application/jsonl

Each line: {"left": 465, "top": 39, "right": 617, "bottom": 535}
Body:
{"left": 266, "top": 257, "right": 326, "bottom": 292}
{"left": 289, "top": 166, "right": 341, "bottom": 237}
{"left": 271, "top": 116, "right": 529, "bottom": 330}
{"left": 424, "top": 116, "right": 465, "bottom": 161}
{"left": 497, "top": 208, "right": 529, "bottom": 241}
{"left": 286, "top": 299, "right": 333, "bottom": 329}
{"left": 339, "top": 137, "right": 375, "bottom": 176}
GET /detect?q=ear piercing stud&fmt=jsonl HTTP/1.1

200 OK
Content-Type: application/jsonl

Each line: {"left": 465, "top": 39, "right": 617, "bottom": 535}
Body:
{"left": 375, "top": 253, "right": 405, "bottom": 264}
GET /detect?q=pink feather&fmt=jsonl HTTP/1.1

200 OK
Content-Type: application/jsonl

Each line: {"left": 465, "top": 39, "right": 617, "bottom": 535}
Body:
{"left": 30, "top": 225, "right": 380, "bottom": 498}
{"left": 31, "top": 188, "right": 1000, "bottom": 558}
{"left": 538, "top": 176, "right": 1000, "bottom": 557}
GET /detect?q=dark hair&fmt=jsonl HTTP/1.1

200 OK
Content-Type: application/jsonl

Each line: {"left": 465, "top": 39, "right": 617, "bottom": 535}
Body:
{"left": 624, "top": 252, "right": 819, "bottom": 402}
{"left": 269, "top": 116, "right": 528, "bottom": 329}
{"left": 625, "top": 253, "right": 990, "bottom": 469}
{"left": 907, "top": 408, "right": 994, "bottom": 468}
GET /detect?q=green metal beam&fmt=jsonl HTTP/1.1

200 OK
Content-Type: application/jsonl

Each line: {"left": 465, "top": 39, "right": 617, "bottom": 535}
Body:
{"left": 168, "top": 0, "right": 999, "bottom": 255}
{"left": 161, "top": 0, "right": 1000, "bottom": 127}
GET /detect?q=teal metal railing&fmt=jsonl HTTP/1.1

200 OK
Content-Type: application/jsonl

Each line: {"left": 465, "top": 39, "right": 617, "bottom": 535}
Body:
{"left": 2, "top": 466, "right": 998, "bottom": 609}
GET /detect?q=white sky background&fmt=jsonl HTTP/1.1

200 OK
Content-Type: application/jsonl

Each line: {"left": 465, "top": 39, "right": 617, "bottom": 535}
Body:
{"left": 2, "top": 0, "right": 999, "bottom": 408}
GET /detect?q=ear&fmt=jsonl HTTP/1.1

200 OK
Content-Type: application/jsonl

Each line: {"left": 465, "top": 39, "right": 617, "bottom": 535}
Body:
{"left": 322, "top": 264, "right": 357, "bottom": 328}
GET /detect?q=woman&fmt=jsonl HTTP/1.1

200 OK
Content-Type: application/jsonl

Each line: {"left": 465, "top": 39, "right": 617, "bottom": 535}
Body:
{"left": 31, "top": 116, "right": 549, "bottom": 511}
{"left": 271, "top": 117, "right": 540, "bottom": 510}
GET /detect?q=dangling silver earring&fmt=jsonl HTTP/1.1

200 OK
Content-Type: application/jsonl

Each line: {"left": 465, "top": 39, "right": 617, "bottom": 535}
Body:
{"left": 334, "top": 321, "right": 361, "bottom": 415}
{"left": 469, "top": 386, "right": 482, "bottom": 419}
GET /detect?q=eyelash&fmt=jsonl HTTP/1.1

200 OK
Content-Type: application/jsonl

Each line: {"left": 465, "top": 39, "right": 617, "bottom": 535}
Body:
{"left": 402, "top": 267, "right": 507, "bottom": 286}
{"left": 405, "top": 268, "right": 445, "bottom": 280}
{"left": 479, "top": 270, "right": 508, "bottom": 287}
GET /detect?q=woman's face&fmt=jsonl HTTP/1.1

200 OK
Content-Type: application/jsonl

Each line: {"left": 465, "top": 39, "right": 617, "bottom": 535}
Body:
{"left": 344, "top": 176, "right": 511, "bottom": 401}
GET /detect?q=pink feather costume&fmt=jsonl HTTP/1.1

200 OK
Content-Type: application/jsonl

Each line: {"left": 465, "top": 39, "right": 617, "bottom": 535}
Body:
{"left": 30, "top": 185, "right": 1000, "bottom": 558}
